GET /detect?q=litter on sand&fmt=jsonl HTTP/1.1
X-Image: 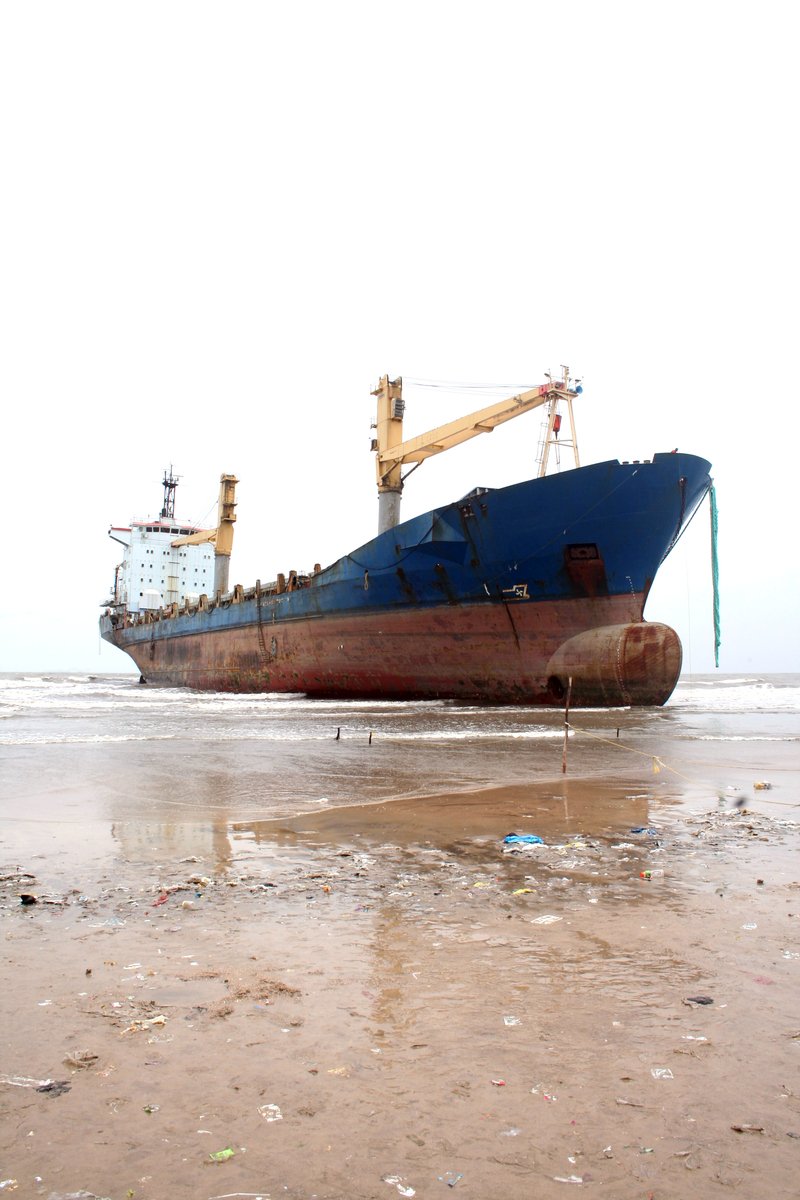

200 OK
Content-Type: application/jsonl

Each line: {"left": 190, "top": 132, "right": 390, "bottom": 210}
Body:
{"left": 503, "top": 834, "right": 543, "bottom": 845}
{"left": 209, "top": 1147, "right": 236, "bottom": 1163}
{"left": 1, "top": 1074, "right": 54, "bottom": 1089}
{"left": 63, "top": 1050, "right": 98, "bottom": 1070}
{"left": 258, "top": 1103, "right": 282, "bottom": 1122}
{"left": 381, "top": 1176, "right": 415, "bottom": 1197}
{"left": 123, "top": 1014, "right": 167, "bottom": 1034}
{"left": 531, "top": 914, "right": 562, "bottom": 925}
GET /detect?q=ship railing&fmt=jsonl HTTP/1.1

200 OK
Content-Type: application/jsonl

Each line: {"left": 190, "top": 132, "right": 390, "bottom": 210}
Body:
{"left": 123, "top": 566, "right": 324, "bottom": 628}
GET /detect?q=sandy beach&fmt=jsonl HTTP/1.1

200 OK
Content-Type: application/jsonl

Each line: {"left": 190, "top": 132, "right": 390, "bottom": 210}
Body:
{"left": 2, "top": 762, "right": 799, "bottom": 1200}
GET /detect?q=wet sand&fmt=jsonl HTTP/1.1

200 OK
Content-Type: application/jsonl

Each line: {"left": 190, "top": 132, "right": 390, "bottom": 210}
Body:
{"left": 2, "top": 774, "right": 800, "bottom": 1199}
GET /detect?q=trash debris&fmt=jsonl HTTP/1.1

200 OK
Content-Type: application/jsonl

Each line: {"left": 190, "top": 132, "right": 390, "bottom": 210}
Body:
{"left": 207, "top": 1195, "right": 272, "bottom": 1200}
{"left": 382, "top": 1175, "right": 415, "bottom": 1197}
{"left": 753, "top": 781, "right": 771, "bottom": 790}
{"left": 123, "top": 1014, "right": 167, "bottom": 1034}
{"left": 531, "top": 914, "right": 562, "bottom": 925}
{"left": 36, "top": 1080, "right": 72, "bottom": 1095}
{"left": 684, "top": 996, "right": 714, "bottom": 1005}
{"left": 500, "top": 1127, "right": 521, "bottom": 1136}
{"left": 491, "top": 1079, "right": 506, "bottom": 1087}
{"left": 1, "top": 1074, "right": 54, "bottom": 1090}
{"left": 650, "top": 1068, "right": 674, "bottom": 1079}
{"left": 731, "top": 1124, "right": 764, "bottom": 1133}
{"left": 630, "top": 827, "right": 658, "bottom": 835}
{"left": 553, "top": 1176, "right": 585, "bottom": 1184}
{"left": 741, "top": 923, "right": 758, "bottom": 930}
{"left": 503, "top": 1015, "right": 521, "bottom": 1026}
{"left": 143, "top": 1104, "right": 160, "bottom": 1114}
{"left": 503, "top": 834, "right": 543, "bottom": 845}
{"left": 19, "top": 894, "right": 37, "bottom": 906}
{"left": 258, "top": 1103, "right": 283, "bottom": 1122}
{"left": 439, "top": 1172, "right": 463, "bottom": 1188}
{"left": 63, "top": 1050, "right": 98, "bottom": 1070}
{"left": 512, "top": 887, "right": 535, "bottom": 895}
{"left": 615, "top": 1097, "right": 644, "bottom": 1107}
{"left": 209, "top": 1147, "right": 236, "bottom": 1163}
{"left": 0, "top": 1181, "right": 18, "bottom": 1192}
{"left": 639, "top": 869, "right": 664, "bottom": 879}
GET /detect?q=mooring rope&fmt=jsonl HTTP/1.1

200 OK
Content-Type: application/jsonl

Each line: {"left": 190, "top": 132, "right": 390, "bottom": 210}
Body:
{"left": 565, "top": 721, "right": 695, "bottom": 781}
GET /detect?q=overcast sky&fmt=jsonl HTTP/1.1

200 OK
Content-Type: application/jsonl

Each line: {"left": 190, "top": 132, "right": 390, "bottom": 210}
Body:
{"left": 1, "top": 1, "right": 796, "bottom": 676}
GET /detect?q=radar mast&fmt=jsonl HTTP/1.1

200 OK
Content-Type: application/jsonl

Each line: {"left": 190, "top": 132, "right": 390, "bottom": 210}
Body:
{"left": 161, "top": 466, "right": 180, "bottom": 520}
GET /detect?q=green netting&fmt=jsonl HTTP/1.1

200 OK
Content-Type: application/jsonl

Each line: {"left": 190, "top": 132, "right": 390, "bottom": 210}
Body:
{"left": 710, "top": 484, "right": 720, "bottom": 668}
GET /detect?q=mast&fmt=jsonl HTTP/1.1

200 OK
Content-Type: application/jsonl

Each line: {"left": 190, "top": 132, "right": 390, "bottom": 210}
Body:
{"left": 161, "top": 466, "right": 180, "bottom": 520}
{"left": 536, "top": 366, "right": 582, "bottom": 477}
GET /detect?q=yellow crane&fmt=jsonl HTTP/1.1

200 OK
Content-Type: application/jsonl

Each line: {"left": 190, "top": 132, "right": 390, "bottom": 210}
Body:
{"left": 372, "top": 367, "right": 581, "bottom": 532}
{"left": 171, "top": 474, "right": 238, "bottom": 595}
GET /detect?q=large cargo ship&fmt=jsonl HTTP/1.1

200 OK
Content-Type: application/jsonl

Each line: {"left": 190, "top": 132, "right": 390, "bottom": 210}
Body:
{"left": 100, "top": 371, "right": 712, "bottom": 706}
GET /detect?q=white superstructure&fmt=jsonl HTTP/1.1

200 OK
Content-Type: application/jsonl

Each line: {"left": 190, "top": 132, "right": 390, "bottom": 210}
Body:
{"left": 107, "top": 519, "right": 215, "bottom": 613}
{"left": 105, "top": 469, "right": 216, "bottom": 615}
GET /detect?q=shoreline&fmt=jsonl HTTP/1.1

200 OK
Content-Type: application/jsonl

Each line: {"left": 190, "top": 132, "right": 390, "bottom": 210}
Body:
{"left": 2, "top": 773, "right": 799, "bottom": 1199}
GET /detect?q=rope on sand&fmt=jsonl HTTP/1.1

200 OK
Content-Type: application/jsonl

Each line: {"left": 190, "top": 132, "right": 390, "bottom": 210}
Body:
{"left": 565, "top": 721, "right": 696, "bottom": 783}
{"left": 566, "top": 721, "right": 798, "bottom": 807}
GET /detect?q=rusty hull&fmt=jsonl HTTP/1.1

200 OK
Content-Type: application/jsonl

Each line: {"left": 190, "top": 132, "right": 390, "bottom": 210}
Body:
{"left": 107, "top": 593, "right": 681, "bottom": 707}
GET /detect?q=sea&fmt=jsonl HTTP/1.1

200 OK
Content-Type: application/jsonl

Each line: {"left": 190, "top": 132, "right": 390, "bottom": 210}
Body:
{"left": 1, "top": 673, "right": 797, "bottom": 845}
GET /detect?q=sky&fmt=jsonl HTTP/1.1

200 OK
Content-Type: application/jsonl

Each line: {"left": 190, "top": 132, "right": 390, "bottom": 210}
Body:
{"left": 1, "top": 1, "right": 797, "bottom": 676}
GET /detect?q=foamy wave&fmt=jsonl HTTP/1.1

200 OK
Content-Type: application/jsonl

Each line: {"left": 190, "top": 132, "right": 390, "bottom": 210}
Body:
{"left": 0, "top": 733, "right": 179, "bottom": 746}
{"left": 669, "top": 681, "right": 800, "bottom": 714}
{"left": 696, "top": 735, "right": 799, "bottom": 742}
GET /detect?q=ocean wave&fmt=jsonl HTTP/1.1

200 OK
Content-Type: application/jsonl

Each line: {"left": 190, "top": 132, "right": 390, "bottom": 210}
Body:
{"left": 695, "top": 735, "right": 799, "bottom": 742}
{"left": 0, "top": 733, "right": 179, "bottom": 746}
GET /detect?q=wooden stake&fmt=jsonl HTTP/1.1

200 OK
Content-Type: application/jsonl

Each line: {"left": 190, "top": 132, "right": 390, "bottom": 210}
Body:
{"left": 561, "top": 676, "right": 573, "bottom": 775}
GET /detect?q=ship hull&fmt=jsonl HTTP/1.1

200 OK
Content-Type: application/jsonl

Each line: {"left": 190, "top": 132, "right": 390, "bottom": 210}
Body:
{"left": 101, "top": 453, "right": 712, "bottom": 707}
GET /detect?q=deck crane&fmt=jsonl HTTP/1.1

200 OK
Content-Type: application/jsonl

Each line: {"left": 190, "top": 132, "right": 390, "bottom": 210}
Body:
{"left": 170, "top": 474, "right": 238, "bottom": 596}
{"left": 372, "top": 367, "right": 582, "bottom": 533}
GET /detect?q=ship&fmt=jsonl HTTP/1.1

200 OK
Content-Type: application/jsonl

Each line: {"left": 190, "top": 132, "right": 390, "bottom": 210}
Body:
{"left": 100, "top": 370, "right": 712, "bottom": 706}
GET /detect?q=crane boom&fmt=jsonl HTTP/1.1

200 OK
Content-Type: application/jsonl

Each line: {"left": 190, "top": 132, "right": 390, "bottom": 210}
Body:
{"left": 372, "top": 369, "right": 581, "bottom": 533}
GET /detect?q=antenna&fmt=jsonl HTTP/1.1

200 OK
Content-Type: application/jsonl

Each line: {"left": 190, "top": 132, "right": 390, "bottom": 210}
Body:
{"left": 161, "top": 466, "right": 181, "bottom": 519}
